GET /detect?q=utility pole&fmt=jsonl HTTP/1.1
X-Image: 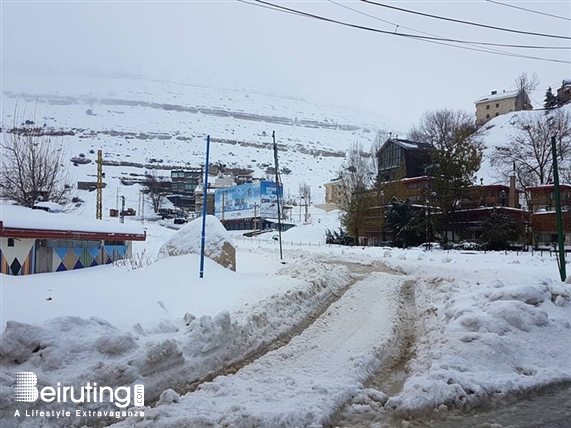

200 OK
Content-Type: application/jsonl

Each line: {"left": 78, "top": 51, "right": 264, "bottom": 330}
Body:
{"left": 552, "top": 135, "right": 567, "bottom": 281}
{"left": 140, "top": 190, "right": 145, "bottom": 224}
{"left": 221, "top": 191, "right": 225, "bottom": 222}
{"left": 120, "top": 196, "right": 125, "bottom": 224}
{"left": 96, "top": 150, "right": 103, "bottom": 219}
{"left": 199, "top": 135, "right": 211, "bottom": 278}
{"left": 273, "top": 131, "right": 284, "bottom": 263}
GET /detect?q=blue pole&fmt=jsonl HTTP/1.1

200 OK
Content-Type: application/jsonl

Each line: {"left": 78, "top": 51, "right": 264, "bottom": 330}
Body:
{"left": 199, "top": 135, "right": 211, "bottom": 278}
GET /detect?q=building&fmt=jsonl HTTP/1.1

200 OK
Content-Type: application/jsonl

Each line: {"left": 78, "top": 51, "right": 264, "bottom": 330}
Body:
{"left": 474, "top": 89, "right": 532, "bottom": 126}
{"left": 527, "top": 184, "right": 571, "bottom": 246}
{"left": 324, "top": 179, "right": 343, "bottom": 205}
{"left": 195, "top": 176, "right": 236, "bottom": 216}
{"left": 459, "top": 177, "right": 521, "bottom": 210}
{"left": 168, "top": 168, "right": 203, "bottom": 210}
{"left": 377, "top": 138, "right": 433, "bottom": 182}
{"left": 556, "top": 79, "right": 571, "bottom": 106}
{"left": 0, "top": 205, "right": 146, "bottom": 275}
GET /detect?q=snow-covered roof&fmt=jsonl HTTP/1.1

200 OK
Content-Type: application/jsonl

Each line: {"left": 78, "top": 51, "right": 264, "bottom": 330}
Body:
{"left": 0, "top": 204, "right": 146, "bottom": 240}
{"left": 526, "top": 184, "right": 571, "bottom": 191}
{"left": 384, "top": 138, "right": 432, "bottom": 151}
{"left": 475, "top": 89, "right": 519, "bottom": 104}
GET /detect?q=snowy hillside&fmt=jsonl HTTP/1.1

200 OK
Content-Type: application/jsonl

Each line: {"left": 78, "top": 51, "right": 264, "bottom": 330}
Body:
{"left": 1, "top": 72, "right": 387, "bottom": 206}
{"left": 475, "top": 104, "right": 571, "bottom": 186}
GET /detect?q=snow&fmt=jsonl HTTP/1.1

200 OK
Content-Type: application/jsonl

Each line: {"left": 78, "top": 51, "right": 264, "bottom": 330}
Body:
{"left": 1, "top": 72, "right": 386, "bottom": 204}
{"left": 111, "top": 273, "right": 406, "bottom": 428}
{"left": 32, "top": 202, "right": 64, "bottom": 213}
{"left": 475, "top": 103, "right": 571, "bottom": 186}
{"left": 157, "top": 215, "right": 233, "bottom": 262}
{"left": 0, "top": 203, "right": 144, "bottom": 236}
{"left": 474, "top": 89, "right": 520, "bottom": 104}
{"left": 2, "top": 74, "right": 571, "bottom": 427}
{"left": 2, "top": 223, "right": 571, "bottom": 427}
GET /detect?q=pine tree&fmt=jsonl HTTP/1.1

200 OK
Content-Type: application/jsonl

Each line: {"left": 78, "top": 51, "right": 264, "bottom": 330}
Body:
{"left": 544, "top": 87, "right": 558, "bottom": 109}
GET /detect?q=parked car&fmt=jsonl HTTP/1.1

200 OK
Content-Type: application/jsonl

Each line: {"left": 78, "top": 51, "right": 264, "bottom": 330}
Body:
{"left": 417, "top": 242, "right": 442, "bottom": 250}
{"left": 32, "top": 202, "right": 64, "bottom": 213}
{"left": 452, "top": 241, "right": 483, "bottom": 250}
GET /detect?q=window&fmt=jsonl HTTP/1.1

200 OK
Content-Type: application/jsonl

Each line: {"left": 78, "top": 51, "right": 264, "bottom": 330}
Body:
{"left": 496, "top": 103, "right": 499, "bottom": 108}
{"left": 379, "top": 143, "right": 402, "bottom": 172}
{"left": 104, "top": 240, "right": 126, "bottom": 246}
{"left": 486, "top": 114, "right": 490, "bottom": 119}
{"left": 486, "top": 105, "right": 490, "bottom": 110}
{"left": 406, "top": 182, "right": 422, "bottom": 189}
{"left": 8, "top": 238, "right": 15, "bottom": 247}
{"left": 495, "top": 113, "right": 499, "bottom": 116}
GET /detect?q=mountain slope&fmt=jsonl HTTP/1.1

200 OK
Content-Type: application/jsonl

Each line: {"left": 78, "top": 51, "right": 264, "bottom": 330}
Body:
{"left": 1, "top": 72, "right": 387, "bottom": 206}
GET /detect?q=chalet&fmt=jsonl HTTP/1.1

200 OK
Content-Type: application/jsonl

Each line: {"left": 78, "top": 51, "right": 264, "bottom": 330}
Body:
{"left": 377, "top": 138, "right": 433, "bottom": 182}
{"left": 474, "top": 89, "right": 532, "bottom": 126}
{"left": 0, "top": 204, "right": 146, "bottom": 275}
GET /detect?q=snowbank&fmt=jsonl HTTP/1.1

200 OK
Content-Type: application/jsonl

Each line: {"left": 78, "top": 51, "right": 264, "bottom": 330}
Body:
{"left": 111, "top": 273, "right": 407, "bottom": 428}
{"left": 385, "top": 276, "right": 571, "bottom": 415}
{"left": 157, "top": 215, "right": 236, "bottom": 270}
{"left": 0, "top": 255, "right": 352, "bottom": 427}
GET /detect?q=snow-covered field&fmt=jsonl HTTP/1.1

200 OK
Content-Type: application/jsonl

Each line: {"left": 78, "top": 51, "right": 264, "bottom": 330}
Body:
{"left": 2, "top": 72, "right": 571, "bottom": 427}
{"left": 1, "top": 209, "right": 571, "bottom": 428}
{"left": 1, "top": 72, "right": 387, "bottom": 204}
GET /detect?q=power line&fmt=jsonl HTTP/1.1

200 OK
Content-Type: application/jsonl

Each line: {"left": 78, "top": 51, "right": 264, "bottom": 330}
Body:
{"left": 485, "top": 0, "right": 571, "bottom": 22}
{"left": 360, "top": 0, "right": 571, "bottom": 40}
{"left": 327, "top": 0, "right": 570, "bottom": 50}
{"left": 241, "top": 0, "right": 570, "bottom": 64}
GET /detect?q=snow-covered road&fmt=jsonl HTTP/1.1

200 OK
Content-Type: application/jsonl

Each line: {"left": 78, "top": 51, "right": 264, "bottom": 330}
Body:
{"left": 112, "top": 271, "right": 408, "bottom": 428}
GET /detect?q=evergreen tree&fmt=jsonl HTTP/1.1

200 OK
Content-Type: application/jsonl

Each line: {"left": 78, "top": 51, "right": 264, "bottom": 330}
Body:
{"left": 482, "top": 209, "right": 522, "bottom": 250}
{"left": 544, "top": 87, "right": 558, "bottom": 109}
{"left": 384, "top": 198, "right": 425, "bottom": 247}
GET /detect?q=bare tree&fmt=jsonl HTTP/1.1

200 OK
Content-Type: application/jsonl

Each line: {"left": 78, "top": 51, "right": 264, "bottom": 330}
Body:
{"left": 142, "top": 170, "right": 169, "bottom": 213}
{"left": 298, "top": 182, "right": 311, "bottom": 222}
{"left": 0, "top": 130, "right": 71, "bottom": 206}
{"left": 491, "top": 108, "right": 571, "bottom": 199}
{"left": 338, "top": 142, "right": 377, "bottom": 239}
{"left": 514, "top": 72, "right": 539, "bottom": 95}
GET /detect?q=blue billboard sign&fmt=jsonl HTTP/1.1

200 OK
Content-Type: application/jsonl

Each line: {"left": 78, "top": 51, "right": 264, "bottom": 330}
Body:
{"left": 214, "top": 181, "right": 282, "bottom": 220}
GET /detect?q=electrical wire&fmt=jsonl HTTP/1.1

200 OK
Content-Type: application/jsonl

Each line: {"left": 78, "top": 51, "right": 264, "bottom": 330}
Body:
{"left": 485, "top": 0, "right": 571, "bottom": 23}
{"left": 327, "top": 0, "right": 570, "bottom": 50}
{"left": 360, "top": 0, "right": 571, "bottom": 40}
{"left": 240, "top": 0, "right": 570, "bottom": 64}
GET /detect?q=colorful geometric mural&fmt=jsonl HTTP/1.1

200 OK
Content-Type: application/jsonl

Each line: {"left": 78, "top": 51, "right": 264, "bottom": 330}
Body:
{"left": 0, "top": 247, "right": 34, "bottom": 275}
{"left": 53, "top": 245, "right": 128, "bottom": 272}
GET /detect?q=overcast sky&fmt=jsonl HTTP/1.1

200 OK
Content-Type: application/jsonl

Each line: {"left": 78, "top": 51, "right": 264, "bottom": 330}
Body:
{"left": 1, "top": 0, "right": 570, "bottom": 131}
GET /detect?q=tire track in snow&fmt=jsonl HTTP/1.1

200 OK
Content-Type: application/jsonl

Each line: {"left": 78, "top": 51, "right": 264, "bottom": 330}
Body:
{"left": 170, "top": 261, "right": 401, "bottom": 399}
{"left": 111, "top": 266, "right": 408, "bottom": 428}
{"left": 327, "top": 279, "right": 418, "bottom": 428}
